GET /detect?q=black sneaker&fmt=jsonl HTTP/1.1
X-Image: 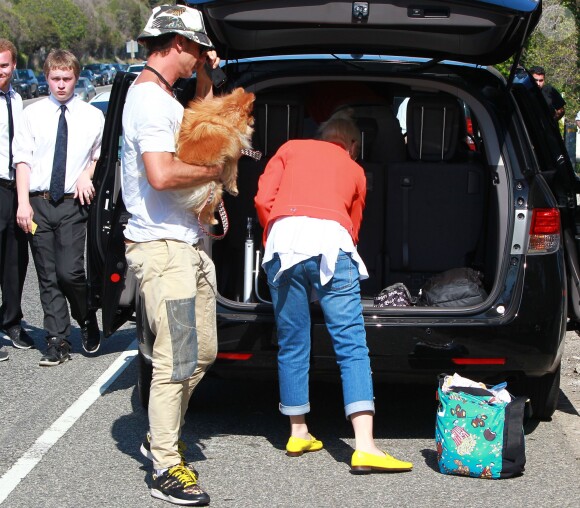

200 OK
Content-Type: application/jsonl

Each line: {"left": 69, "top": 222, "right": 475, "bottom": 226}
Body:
{"left": 39, "top": 337, "right": 72, "bottom": 367}
{"left": 7, "top": 325, "right": 35, "bottom": 349}
{"left": 0, "top": 346, "right": 8, "bottom": 362}
{"left": 151, "top": 464, "right": 209, "bottom": 506}
{"left": 140, "top": 432, "right": 199, "bottom": 477}
{"left": 80, "top": 312, "right": 101, "bottom": 354}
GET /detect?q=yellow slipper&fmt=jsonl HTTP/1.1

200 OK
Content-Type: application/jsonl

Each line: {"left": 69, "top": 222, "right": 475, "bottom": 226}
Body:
{"left": 351, "top": 450, "right": 413, "bottom": 473}
{"left": 286, "top": 435, "right": 323, "bottom": 457}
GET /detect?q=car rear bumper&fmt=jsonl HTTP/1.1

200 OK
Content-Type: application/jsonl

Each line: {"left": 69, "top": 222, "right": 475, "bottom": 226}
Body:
{"left": 214, "top": 253, "right": 566, "bottom": 381}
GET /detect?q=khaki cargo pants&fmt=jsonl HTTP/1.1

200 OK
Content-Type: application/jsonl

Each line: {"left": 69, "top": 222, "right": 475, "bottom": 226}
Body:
{"left": 125, "top": 239, "right": 217, "bottom": 469}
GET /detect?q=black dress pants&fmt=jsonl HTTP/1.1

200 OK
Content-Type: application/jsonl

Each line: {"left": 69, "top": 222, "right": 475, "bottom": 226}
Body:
{"left": 0, "top": 185, "right": 29, "bottom": 330}
{"left": 29, "top": 196, "right": 89, "bottom": 339}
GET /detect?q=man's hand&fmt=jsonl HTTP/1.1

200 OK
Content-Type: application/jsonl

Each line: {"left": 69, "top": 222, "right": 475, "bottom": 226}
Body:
{"left": 74, "top": 169, "right": 96, "bottom": 205}
{"left": 16, "top": 202, "right": 34, "bottom": 234}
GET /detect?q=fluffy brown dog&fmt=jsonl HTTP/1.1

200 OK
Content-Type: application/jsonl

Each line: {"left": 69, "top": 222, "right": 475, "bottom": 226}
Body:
{"left": 175, "top": 87, "right": 255, "bottom": 225}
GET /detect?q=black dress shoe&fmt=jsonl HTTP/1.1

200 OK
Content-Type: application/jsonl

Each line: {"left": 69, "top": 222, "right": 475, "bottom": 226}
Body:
{"left": 81, "top": 312, "right": 101, "bottom": 354}
{"left": 39, "top": 337, "right": 72, "bottom": 367}
{"left": 7, "top": 325, "right": 35, "bottom": 349}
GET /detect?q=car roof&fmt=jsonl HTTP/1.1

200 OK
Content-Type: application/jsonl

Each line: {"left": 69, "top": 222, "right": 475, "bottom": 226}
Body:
{"left": 90, "top": 91, "right": 110, "bottom": 103}
{"left": 194, "top": 0, "right": 541, "bottom": 65}
{"left": 127, "top": 63, "right": 145, "bottom": 74}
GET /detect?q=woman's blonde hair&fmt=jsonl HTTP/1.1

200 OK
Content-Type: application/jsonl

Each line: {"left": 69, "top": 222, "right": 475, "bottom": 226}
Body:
{"left": 318, "top": 109, "right": 361, "bottom": 158}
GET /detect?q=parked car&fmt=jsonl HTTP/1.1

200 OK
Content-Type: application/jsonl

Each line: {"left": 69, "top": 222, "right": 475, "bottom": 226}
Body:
{"left": 10, "top": 74, "right": 26, "bottom": 98}
{"left": 80, "top": 69, "right": 97, "bottom": 87}
{"left": 74, "top": 77, "right": 96, "bottom": 102}
{"left": 96, "top": 63, "right": 115, "bottom": 84}
{"left": 13, "top": 69, "right": 38, "bottom": 99}
{"left": 126, "top": 63, "right": 146, "bottom": 75}
{"left": 88, "top": 0, "right": 576, "bottom": 420}
{"left": 104, "top": 64, "right": 117, "bottom": 82}
{"left": 89, "top": 91, "right": 110, "bottom": 116}
{"left": 111, "top": 63, "right": 128, "bottom": 74}
{"left": 36, "top": 73, "right": 49, "bottom": 95}
{"left": 83, "top": 64, "right": 107, "bottom": 86}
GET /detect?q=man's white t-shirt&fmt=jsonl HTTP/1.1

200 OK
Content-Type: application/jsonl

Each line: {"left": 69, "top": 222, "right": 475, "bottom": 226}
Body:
{"left": 121, "top": 82, "right": 201, "bottom": 244}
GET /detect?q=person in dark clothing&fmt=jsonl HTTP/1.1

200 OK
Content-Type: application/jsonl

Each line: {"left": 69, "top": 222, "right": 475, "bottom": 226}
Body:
{"left": 530, "top": 65, "right": 566, "bottom": 121}
{"left": 0, "top": 38, "right": 32, "bottom": 362}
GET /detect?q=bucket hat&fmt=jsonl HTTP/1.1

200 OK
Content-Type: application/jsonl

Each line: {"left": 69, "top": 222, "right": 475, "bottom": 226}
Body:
{"left": 138, "top": 4, "right": 213, "bottom": 48}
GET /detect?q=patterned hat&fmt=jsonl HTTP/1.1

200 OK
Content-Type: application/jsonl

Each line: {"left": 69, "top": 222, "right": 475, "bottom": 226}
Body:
{"left": 138, "top": 4, "right": 213, "bottom": 48}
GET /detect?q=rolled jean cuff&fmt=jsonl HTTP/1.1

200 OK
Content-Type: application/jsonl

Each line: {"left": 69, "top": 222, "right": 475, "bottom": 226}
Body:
{"left": 279, "top": 402, "right": 310, "bottom": 416}
{"left": 345, "top": 400, "right": 375, "bottom": 419}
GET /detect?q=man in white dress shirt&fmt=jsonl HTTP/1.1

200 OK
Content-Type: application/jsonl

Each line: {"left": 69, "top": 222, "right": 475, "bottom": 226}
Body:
{"left": 13, "top": 49, "right": 104, "bottom": 366}
{"left": 0, "top": 38, "right": 31, "bottom": 363}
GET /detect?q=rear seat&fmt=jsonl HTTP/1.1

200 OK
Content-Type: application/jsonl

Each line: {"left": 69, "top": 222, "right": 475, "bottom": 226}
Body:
{"left": 334, "top": 104, "right": 405, "bottom": 295}
{"left": 235, "top": 93, "right": 305, "bottom": 235}
{"left": 212, "top": 93, "right": 304, "bottom": 300}
{"left": 354, "top": 117, "right": 386, "bottom": 295}
{"left": 384, "top": 94, "right": 486, "bottom": 293}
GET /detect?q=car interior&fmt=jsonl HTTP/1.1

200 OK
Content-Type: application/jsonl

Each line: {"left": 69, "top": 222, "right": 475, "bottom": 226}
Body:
{"left": 209, "top": 78, "right": 506, "bottom": 309}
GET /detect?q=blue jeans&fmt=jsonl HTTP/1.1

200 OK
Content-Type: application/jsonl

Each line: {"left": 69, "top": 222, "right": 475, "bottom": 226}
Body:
{"left": 265, "top": 251, "right": 374, "bottom": 419}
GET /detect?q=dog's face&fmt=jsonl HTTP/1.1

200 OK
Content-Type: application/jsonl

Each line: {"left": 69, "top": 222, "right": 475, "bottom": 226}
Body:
{"left": 220, "top": 88, "right": 255, "bottom": 139}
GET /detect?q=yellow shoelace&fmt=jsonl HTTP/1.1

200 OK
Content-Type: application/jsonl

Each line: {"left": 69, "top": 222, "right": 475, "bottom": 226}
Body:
{"left": 168, "top": 465, "right": 198, "bottom": 487}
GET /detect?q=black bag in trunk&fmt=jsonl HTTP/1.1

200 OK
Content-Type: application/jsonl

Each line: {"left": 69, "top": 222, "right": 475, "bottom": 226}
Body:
{"left": 419, "top": 267, "right": 487, "bottom": 307}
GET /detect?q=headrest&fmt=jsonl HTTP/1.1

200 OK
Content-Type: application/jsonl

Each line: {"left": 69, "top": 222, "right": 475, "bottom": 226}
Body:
{"left": 252, "top": 94, "right": 304, "bottom": 157}
{"left": 406, "top": 94, "right": 464, "bottom": 161}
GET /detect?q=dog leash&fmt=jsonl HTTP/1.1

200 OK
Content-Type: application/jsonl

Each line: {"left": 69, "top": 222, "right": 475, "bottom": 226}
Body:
{"left": 197, "top": 148, "right": 263, "bottom": 240}
{"left": 240, "top": 148, "right": 262, "bottom": 161}
{"left": 197, "top": 185, "right": 229, "bottom": 240}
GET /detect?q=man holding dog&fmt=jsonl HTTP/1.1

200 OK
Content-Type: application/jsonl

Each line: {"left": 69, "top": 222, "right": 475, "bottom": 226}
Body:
{"left": 122, "top": 4, "right": 223, "bottom": 505}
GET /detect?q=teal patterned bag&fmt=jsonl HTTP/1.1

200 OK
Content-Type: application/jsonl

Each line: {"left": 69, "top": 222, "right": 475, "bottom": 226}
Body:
{"left": 435, "top": 376, "right": 526, "bottom": 479}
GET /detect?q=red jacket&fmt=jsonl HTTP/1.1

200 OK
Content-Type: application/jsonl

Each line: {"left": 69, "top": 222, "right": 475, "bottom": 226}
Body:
{"left": 254, "top": 139, "right": 367, "bottom": 246}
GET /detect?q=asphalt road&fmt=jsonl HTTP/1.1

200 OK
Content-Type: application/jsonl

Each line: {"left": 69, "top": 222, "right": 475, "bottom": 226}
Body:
{"left": 1, "top": 86, "right": 579, "bottom": 507}
{"left": 0, "top": 251, "right": 579, "bottom": 508}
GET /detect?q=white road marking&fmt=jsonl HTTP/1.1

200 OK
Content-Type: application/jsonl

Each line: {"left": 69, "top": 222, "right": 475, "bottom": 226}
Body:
{"left": 0, "top": 340, "right": 138, "bottom": 505}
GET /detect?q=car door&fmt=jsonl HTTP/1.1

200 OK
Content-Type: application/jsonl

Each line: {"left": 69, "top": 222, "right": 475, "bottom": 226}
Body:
{"left": 196, "top": 0, "right": 541, "bottom": 64}
{"left": 87, "top": 71, "right": 136, "bottom": 337}
{"left": 87, "top": 70, "right": 204, "bottom": 336}
{"left": 511, "top": 69, "right": 580, "bottom": 324}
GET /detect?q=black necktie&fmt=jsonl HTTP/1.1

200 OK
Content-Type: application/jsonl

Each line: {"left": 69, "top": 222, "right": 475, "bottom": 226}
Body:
{"left": 2, "top": 91, "right": 13, "bottom": 172}
{"left": 49, "top": 105, "right": 68, "bottom": 202}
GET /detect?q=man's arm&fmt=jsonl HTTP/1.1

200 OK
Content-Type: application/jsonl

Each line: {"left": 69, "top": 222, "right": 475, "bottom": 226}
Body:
{"left": 551, "top": 87, "right": 566, "bottom": 121}
{"left": 15, "top": 162, "right": 33, "bottom": 234}
{"left": 143, "top": 152, "right": 222, "bottom": 191}
{"left": 194, "top": 50, "right": 219, "bottom": 100}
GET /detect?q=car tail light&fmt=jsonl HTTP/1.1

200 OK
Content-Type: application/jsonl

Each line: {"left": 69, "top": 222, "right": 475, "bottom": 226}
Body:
{"left": 465, "top": 116, "right": 476, "bottom": 151}
{"left": 452, "top": 358, "right": 506, "bottom": 365}
{"left": 465, "top": 116, "right": 474, "bottom": 136}
{"left": 216, "top": 352, "right": 253, "bottom": 361}
{"left": 528, "top": 208, "right": 560, "bottom": 254}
